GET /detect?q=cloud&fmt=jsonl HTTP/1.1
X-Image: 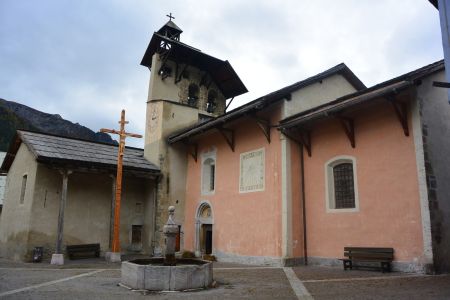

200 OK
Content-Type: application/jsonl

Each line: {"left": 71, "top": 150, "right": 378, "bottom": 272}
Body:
{"left": 0, "top": 0, "right": 443, "bottom": 148}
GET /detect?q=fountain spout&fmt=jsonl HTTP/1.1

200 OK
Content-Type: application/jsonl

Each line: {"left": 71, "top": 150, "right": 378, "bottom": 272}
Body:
{"left": 163, "top": 206, "right": 178, "bottom": 266}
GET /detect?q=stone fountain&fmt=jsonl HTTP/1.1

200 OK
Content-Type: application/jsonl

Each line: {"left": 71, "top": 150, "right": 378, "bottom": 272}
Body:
{"left": 121, "top": 206, "right": 213, "bottom": 291}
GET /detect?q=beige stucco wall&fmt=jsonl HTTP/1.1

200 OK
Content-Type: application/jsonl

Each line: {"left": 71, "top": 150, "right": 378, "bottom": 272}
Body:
{"left": 28, "top": 168, "right": 155, "bottom": 259}
{"left": 145, "top": 100, "right": 199, "bottom": 164}
{"left": 28, "top": 167, "right": 113, "bottom": 258}
{"left": 144, "top": 100, "right": 197, "bottom": 252}
{"left": 0, "top": 143, "right": 156, "bottom": 261}
{"left": 0, "top": 144, "right": 38, "bottom": 261}
{"left": 283, "top": 74, "right": 358, "bottom": 118}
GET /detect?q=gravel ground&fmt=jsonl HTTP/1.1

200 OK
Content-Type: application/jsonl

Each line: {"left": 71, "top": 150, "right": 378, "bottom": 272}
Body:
{"left": 0, "top": 258, "right": 449, "bottom": 299}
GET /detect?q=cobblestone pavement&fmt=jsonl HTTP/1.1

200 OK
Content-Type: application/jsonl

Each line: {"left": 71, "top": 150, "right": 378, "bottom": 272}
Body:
{"left": 0, "top": 259, "right": 449, "bottom": 299}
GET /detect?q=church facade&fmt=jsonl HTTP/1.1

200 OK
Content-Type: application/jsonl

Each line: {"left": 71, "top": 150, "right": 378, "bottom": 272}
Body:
{"left": 143, "top": 21, "right": 450, "bottom": 273}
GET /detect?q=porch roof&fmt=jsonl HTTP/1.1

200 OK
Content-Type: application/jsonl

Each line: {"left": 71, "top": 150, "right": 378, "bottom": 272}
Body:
{"left": 1, "top": 130, "right": 160, "bottom": 178}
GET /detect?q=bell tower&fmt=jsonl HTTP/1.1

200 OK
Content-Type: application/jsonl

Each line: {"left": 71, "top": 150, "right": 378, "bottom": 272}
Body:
{"left": 140, "top": 15, "right": 247, "bottom": 254}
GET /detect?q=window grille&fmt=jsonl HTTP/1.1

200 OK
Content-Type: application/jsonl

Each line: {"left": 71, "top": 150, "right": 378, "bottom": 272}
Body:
{"left": 333, "top": 163, "right": 355, "bottom": 208}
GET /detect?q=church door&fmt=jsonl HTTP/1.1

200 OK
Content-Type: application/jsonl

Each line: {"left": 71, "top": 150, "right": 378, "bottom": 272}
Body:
{"left": 203, "top": 224, "right": 213, "bottom": 254}
{"left": 195, "top": 202, "right": 213, "bottom": 256}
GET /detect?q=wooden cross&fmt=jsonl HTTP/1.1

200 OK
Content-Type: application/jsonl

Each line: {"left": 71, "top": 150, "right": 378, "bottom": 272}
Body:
{"left": 166, "top": 13, "right": 175, "bottom": 21}
{"left": 100, "top": 109, "right": 142, "bottom": 254}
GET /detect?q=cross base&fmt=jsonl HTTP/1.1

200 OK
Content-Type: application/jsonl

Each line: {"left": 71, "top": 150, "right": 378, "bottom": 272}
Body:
{"left": 105, "top": 251, "right": 122, "bottom": 262}
{"left": 50, "top": 253, "right": 64, "bottom": 265}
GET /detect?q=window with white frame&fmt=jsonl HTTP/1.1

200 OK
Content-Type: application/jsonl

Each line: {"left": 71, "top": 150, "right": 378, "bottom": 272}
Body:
{"left": 201, "top": 152, "right": 216, "bottom": 195}
{"left": 325, "top": 156, "right": 359, "bottom": 212}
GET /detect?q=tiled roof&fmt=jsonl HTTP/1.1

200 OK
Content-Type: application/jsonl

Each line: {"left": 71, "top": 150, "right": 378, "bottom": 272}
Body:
{"left": 167, "top": 63, "right": 365, "bottom": 144}
{"left": 1, "top": 131, "right": 159, "bottom": 174}
{"left": 279, "top": 60, "right": 445, "bottom": 129}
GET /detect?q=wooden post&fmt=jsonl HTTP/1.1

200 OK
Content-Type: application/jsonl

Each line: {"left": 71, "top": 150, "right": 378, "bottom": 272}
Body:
{"left": 51, "top": 169, "right": 72, "bottom": 265}
{"left": 56, "top": 169, "right": 72, "bottom": 253}
{"left": 100, "top": 110, "right": 142, "bottom": 258}
{"left": 109, "top": 174, "right": 116, "bottom": 249}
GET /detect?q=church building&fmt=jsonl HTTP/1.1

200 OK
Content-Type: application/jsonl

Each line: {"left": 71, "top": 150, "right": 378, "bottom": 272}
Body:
{"left": 142, "top": 21, "right": 450, "bottom": 273}
{"left": 0, "top": 19, "right": 449, "bottom": 274}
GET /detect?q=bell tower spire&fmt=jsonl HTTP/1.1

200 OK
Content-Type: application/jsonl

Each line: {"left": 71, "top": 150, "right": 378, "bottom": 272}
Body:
{"left": 157, "top": 13, "right": 182, "bottom": 41}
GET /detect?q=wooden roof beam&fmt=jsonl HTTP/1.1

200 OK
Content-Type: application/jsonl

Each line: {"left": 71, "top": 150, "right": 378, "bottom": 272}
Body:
{"left": 299, "top": 131, "right": 312, "bottom": 157}
{"left": 175, "top": 63, "right": 185, "bottom": 84}
{"left": 336, "top": 116, "right": 355, "bottom": 148}
{"left": 217, "top": 127, "right": 235, "bottom": 152}
{"left": 251, "top": 116, "right": 271, "bottom": 143}
{"left": 199, "top": 72, "right": 208, "bottom": 86}
{"left": 386, "top": 96, "right": 409, "bottom": 136}
{"left": 183, "top": 141, "right": 198, "bottom": 162}
{"left": 281, "top": 128, "right": 312, "bottom": 157}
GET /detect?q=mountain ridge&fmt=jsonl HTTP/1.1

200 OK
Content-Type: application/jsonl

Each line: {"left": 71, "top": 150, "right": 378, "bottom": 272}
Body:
{"left": 0, "top": 98, "right": 116, "bottom": 152}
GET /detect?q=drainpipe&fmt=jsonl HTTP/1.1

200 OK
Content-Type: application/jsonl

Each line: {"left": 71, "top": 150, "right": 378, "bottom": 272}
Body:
{"left": 300, "top": 145, "right": 308, "bottom": 265}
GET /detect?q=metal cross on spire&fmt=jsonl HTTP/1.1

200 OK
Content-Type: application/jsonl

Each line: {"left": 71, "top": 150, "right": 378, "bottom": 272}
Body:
{"left": 100, "top": 109, "right": 142, "bottom": 256}
{"left": 166, "top": 13, "right": 175, "bottom": 21}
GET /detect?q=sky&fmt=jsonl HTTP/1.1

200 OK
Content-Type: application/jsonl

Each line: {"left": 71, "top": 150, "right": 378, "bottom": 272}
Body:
{"left": 0, "top": 0, "right": 444, "bottom": 148}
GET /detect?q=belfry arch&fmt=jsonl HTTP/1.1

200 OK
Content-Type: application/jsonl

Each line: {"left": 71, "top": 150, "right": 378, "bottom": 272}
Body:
{"left": 195, "top": 201, "right": 213, "bottom": 257}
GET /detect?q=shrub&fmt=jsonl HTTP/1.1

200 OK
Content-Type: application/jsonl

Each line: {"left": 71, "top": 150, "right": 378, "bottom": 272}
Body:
{"left": 181, "top": 250, "right": 195, "bottom": 258}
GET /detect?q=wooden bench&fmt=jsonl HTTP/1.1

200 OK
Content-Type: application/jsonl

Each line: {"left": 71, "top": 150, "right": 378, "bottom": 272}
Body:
{"left": 66, "top": 243, "right": 100, "bottom": 260}
{"left": 341, "top": 247, "right": 394, "bottom": 273}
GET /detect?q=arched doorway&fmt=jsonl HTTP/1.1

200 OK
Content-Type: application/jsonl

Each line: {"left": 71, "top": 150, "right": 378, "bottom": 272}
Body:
{"left": 195, "top": 202, "right": 213, "bottom": 257}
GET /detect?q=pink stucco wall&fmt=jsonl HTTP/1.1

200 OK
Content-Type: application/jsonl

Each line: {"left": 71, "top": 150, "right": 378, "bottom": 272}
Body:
{"left": 290, "top": 141, "right": 305, "bottom": 258}
{"left": 183, "top": 108, "right": 283, "bottom": 257}
{"left": 183, "top": 99, "right": 424, "bottom": 264}
{"left": 302, "top": 102, "right": 424, "bottom": 262}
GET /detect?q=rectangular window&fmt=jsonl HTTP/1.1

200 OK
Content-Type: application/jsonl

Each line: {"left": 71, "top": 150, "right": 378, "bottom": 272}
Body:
{"left": 20, "top": 174, "right": 27, "bottom": 204}
{"left": 201, "top": 153, "right": 216, "bottom": 195}
{"left": 325, "top": 156, "right": 359, "bottom": 213}
{"left": 333, "top": 163, "right": 355, "bottom": 209}
{"left": 131, "top": 225, "right": 142, "bottom": 245}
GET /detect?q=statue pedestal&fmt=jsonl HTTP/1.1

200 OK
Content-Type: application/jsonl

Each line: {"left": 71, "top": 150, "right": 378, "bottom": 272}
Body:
{"left": 163, "top": 206, "right": 178, "bottom": 265}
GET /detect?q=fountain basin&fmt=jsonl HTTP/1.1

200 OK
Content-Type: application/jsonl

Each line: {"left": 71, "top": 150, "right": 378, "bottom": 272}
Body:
{"left": 121, "top": 258, "right": 213, "bottom": 291}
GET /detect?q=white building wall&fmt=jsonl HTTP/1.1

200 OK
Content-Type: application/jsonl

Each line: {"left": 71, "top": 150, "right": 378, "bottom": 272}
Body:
{"left": 283, "top": 74, "right": 358, "bottom": 119}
